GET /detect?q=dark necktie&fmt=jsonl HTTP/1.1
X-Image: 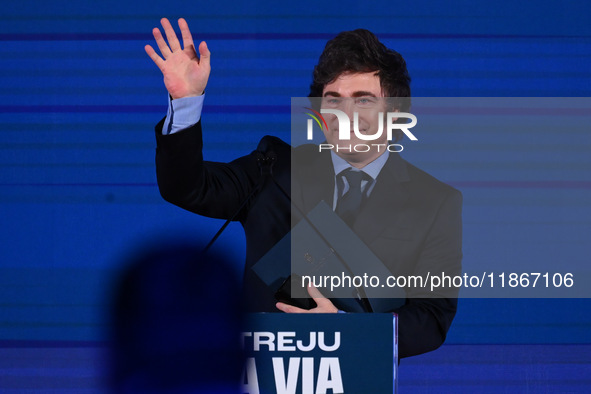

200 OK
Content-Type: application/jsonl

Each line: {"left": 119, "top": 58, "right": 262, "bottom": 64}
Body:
{"left": 336, "top": 169, "right": 367, "bottom": 226}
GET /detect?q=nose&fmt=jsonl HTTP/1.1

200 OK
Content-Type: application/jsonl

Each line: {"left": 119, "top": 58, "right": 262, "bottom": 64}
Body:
{"left": 342, "top": 98, "right": 355, "bottom": 120}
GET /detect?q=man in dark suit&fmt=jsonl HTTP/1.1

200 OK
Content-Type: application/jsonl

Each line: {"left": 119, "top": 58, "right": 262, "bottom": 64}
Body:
{"left": 146, "top": 18, "right": 462, "bottom": 359}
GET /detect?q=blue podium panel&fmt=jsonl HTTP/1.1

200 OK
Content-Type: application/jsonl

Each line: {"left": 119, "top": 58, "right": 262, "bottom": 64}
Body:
{"left": 242, "top": 313, "right": 397, "bottom": 394}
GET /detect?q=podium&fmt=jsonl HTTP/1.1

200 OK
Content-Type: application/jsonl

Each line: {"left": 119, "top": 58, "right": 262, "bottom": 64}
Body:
{"left": 241, "top": 313, "right": 398, "bottom": 394}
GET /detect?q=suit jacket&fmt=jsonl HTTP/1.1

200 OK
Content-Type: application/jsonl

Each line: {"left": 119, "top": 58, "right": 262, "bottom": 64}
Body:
{"left": 155, "top": 119, "right": 462, "bottom": 358}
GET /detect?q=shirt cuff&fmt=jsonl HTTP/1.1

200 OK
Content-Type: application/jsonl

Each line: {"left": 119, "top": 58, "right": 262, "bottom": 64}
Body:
{"left": 162, "top": 94, "right": 205, "bottom": 135}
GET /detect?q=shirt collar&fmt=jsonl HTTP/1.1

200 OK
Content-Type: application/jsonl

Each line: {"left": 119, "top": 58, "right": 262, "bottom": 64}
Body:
{"left": 330, "top": 150, "right": 389, "bottom": 181}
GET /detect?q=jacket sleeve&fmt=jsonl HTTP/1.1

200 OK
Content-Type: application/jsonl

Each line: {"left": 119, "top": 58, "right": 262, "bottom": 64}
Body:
{"left": 155, "top": 118, "right": 261, "bottom": 221}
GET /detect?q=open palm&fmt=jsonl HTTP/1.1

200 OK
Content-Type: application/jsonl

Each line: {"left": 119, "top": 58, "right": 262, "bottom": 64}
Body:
{"left": 145, "top": 18, "right": 210, "bottom": 99}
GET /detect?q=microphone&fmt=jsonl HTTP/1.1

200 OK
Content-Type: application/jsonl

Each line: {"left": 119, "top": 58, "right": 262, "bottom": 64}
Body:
{"left": 256, "top": 151, "right": 277, "bottom": 176}
{"left": 256, "top": 136, "right": 278, "bottom": 176}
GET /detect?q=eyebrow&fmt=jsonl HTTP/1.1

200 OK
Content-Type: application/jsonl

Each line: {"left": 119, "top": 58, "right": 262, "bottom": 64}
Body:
{"left": 323, "top": 91, "right": 378, "bottom": 97}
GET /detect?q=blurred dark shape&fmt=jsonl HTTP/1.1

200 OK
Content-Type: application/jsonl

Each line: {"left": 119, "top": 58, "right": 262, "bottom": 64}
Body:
{"left": 109, "top": 241, "right": 244, "bottom": 393}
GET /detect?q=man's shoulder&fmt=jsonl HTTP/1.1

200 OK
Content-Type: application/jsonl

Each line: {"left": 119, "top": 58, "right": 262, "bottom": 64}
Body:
{"left": 255, "top": 135, "right": 290, "bottom": 152}
{"left": 251, "top": 135, "right": 292, "bottom": 163}
{"left": 254, "top": 137, "right": 318, "bottom": 154}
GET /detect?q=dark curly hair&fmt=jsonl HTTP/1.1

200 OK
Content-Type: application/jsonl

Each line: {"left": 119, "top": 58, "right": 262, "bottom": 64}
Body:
{"left": 309, "top": 29, "right": 411, "bottom": 103}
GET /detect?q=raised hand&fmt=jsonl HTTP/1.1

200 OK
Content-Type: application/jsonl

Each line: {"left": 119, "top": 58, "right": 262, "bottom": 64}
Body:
{"left": 145, "top": 18, "right": 210, "bottom": 99}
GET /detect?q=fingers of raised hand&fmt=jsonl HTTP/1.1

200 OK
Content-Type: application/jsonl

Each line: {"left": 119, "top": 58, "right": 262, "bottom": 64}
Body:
{"left": 152, "top": 27, "right": 171, "bottom": 59}
{"left": 198, "top": 41, "right": 211, "bottom": 67}
{"left": 178, "top": 18, "right": 194, "bottom": 51}
{"left": 144, "top": 45, "right": 165, "bottom": 71}
{"left": 160, "top": 17, "right": 181, "bottom": 52}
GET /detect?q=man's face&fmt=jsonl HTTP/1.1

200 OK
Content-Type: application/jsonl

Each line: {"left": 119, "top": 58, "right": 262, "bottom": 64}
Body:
{"left": 321, "top": 72, "right": 388, "bottom": 162}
